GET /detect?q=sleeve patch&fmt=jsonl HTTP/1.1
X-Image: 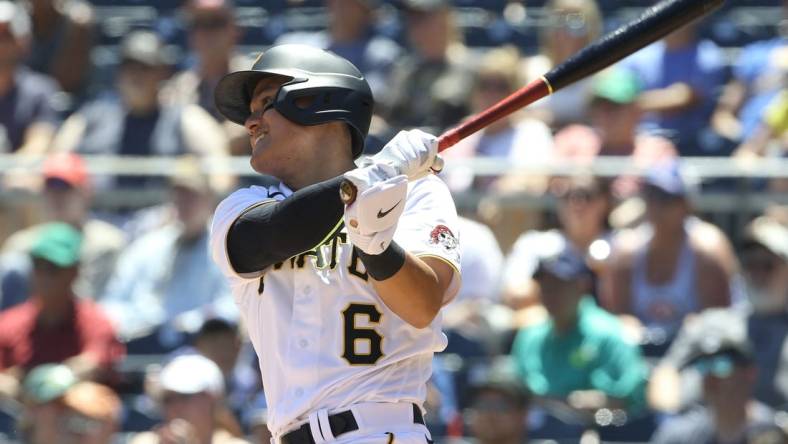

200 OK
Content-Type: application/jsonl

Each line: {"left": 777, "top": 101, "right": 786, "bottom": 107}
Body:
{"left": 429, "top": 225, "right": 458, "bottom": 252}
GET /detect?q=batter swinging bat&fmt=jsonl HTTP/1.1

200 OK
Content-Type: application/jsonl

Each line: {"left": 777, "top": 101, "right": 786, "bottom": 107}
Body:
{"left": 340, "top": 0, "right": 725, "bottom": 205}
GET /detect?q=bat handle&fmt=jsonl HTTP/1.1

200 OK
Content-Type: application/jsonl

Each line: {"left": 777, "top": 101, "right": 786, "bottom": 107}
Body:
{"left": 437, "top": 130, "right": 461, "bottom": 152}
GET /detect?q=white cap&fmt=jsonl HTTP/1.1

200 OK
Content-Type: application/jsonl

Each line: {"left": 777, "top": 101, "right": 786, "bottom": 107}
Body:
{"left": 159, "top": 354, "right": 224, "bottom": 397}
{"left": 0, "top": 1, "right": 30, "bottom": 39}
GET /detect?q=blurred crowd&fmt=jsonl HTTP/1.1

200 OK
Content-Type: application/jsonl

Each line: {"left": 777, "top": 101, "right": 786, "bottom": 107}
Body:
{"left": 0, "top": 0, "right": 786, "bottom": 443}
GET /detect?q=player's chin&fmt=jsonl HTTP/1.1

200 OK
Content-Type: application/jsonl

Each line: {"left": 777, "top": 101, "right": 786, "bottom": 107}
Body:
{"left": 250, "top": 148, "right": 283, "bottom": 178}
{"left": 250, "top": 141, "right": 271, "bottom": 173}
{"left": 250, "top": 155, "right": 272, "bottom": 176}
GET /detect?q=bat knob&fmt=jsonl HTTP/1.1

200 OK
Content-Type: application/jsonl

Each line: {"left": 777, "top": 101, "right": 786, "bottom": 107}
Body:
{"left": 430, "top": 155, "right": 445, "bottom": 174}
{"left": 339, "top": 179, "right": 357, "bottom": 205}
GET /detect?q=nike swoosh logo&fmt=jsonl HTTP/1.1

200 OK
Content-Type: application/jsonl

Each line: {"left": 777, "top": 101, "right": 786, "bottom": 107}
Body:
{"left": 377, "top": 200, "right": 402, "bottom": 219}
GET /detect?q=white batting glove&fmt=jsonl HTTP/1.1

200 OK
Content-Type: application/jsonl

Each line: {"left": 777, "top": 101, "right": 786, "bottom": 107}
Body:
{"left": 343, "top": 164, "right": 408, "bottom": 255}
{"left": 369, "top": 129, "right": 443, "bottom": 181}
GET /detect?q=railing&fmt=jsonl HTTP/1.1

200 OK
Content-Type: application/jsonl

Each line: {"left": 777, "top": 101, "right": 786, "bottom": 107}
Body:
{"left": 1, "top": 155, "right": 786, "bottom": 236}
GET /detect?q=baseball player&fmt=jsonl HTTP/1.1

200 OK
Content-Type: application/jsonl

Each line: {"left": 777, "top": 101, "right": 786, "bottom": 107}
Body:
{"left": 209, "top": 44, "right": 461, "bottom": 444}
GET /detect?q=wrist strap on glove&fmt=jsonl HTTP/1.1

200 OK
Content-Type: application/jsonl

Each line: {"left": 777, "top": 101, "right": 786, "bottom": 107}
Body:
{"left": 355, "top": 241, "right": 406, "bottom": 281}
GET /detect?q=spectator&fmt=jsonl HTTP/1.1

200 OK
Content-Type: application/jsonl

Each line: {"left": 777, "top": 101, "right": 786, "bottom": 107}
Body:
{"left": 735, "top": 90, "right": 788, "bottom": 192}
{"left": 276, "top": 0, "right": 402, "bottom": 100}
{"left": 379, "top": 0, "right": 473, "bottom": 133}
{"left": 0, "top": 0, "right": 60, "bottom": 157}
{"left": 502, "top": 174, "right": 612, "bottom": 312}
{"left": 649, "top": 216, "right": 788, "bottom": 412}
{"left": 737, "top": 88, "right": 788, "bottom": 154}
{"left": 650, "top": 308, "right": 788, "bottom": 444}
{"left": 100, "top": 158, "right": 235, "bottom": 346}
{"left": 244, "top": 392, "right": 271, "bottom": 444}
{"left": 443, "top": 47, "right": 553, "bottom": 194}
{"left": 588, "top": 68, "right": 673, "bottom": 158}
{"left": 52, "top": 30, "right": 232, "bottom": 192}
{"left": 130, "top": 354, "right": 250, "bottom": 444}
{"left": 510, "top": 240, "right": 648, "bottom": 441}
{"left": 58, "top": 381, "right": 121, "bottom": 444}
{"left": 602, "top": 161, "right": 737, "bottom": 352}
{"left": 25, "top": 0, "right": 95, "bottom": 100}
{"left": 525, "top": 0, "right": 603, "bottom": 128}
{"left": 16, "top": 364, "right": 78, "bottom": 444}
{"left": 421, "top": 355, "right": 463, "bottom": 438}
{"left": 0, "top": 152, "right": 126, "bottom": 310}
{"left": 711, "top": 6, "right": 787, "bottom": 144}
{"left": 551, "top": 69, "right": 678, "bottom": 201}
{"left": 460, "top": 357, "right": 530, "bottom": 444}
{"left": 0, "top": 223, "right": 124, "bottom": 382}
{"left": 163, "top": 0, "right": 242, "bottom": 122}
{"left": 622, "top": 21, "right": 727, "bottom": 156}
{"left": 161, "top": 0, "right": 255, "bottom": 161}
{"left": 192, "top": 318, "right": 262, "bottom": 434}
{"left": 450, "top": 215, "right": 504, "bottom": 305}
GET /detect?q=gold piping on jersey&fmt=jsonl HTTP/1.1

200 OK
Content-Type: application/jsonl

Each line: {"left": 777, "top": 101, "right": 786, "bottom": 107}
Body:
{"left": 306, "top": 216, "right": 344, "bottom": 254}
{"left": 415, "top": 253, "right": 460, "bottom": 276}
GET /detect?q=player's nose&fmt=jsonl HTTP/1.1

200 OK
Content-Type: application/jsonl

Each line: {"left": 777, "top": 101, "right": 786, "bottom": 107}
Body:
{"left": 244, "top": 110, "right": 262, "bottom": 137}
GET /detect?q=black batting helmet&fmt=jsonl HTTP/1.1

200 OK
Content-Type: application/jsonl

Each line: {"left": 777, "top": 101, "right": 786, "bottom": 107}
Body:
{"left": 214, "top": 44, "right": 374, "bottom": 158}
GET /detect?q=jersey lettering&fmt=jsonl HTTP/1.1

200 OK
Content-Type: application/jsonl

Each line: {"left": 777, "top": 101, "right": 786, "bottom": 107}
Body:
{"left": 264, "top": 231, "right": 369, "bottom": 282}
{"left": 341, "top": 303, "right": 384, "bottom": 365}
{"left": 347, "top": 247, "right": 368, "bottom": 281}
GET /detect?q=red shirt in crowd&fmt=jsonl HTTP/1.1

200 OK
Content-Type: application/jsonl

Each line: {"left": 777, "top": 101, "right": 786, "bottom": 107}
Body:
{"left": 0, "top": 297, "right": 125, "bottom": 372}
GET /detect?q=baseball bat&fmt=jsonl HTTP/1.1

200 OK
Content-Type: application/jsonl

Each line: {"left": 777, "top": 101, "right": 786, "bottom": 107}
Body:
{"left": 340, "top": 0, "right": 725, "bottom": 205}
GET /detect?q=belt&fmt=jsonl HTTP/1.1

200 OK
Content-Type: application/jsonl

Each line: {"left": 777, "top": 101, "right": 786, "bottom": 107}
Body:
{"left": 281, "top": 403, "right": 425, "bottom": 444}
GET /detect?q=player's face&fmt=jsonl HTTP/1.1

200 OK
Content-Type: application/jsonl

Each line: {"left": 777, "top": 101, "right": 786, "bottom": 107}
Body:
{"left": 244, "top": 76, "right": 335, "bottom": 186}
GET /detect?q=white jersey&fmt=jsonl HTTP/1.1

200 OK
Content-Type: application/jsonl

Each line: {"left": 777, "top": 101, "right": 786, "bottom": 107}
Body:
{"left": 209, "top": 175, "right": 461, "bottom": 437}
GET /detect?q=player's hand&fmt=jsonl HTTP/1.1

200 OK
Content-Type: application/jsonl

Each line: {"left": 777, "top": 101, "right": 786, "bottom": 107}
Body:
{"left": 369, "top": 129, "right": 443, "bottom": 181}
{"left": 343, "top": 164, "right": 408, "bottom": 255}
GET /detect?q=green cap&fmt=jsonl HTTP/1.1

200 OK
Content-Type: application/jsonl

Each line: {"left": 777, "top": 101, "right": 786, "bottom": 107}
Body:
{"left": 22, "top": 364, "right": 78, "bottom": 404}
{"left": 30, "top": 223, "right": 83, "bottom": 268}
{"left": 592, "top": 69, "right": 642, "bottom": 104}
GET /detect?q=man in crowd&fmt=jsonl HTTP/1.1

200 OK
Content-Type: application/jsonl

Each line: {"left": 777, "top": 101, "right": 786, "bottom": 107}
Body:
{"left": 0, "top": 224, "right": 124, "bottom": 385}
{"left": 651, "top": 308, "right": 788, "bottom": 444}
{"left": 192, "top": 318, "right": 262, "bottom": 434}
{"left": 52, "top": 30, "right": 231, "bottom": 193}
{"left": 279, "top": 0, "right": 402, "bottom": 99}
{"left": 163, "top": 0, "right": 241, "bottom": 121}
{"left": 0, "top": 152, "right": 126, "bottom": 310}
{"left": 462, "top": 357, "right": 530, "bottom": 444}
{"left": 552, "top": 69, "right": 678, "bottom": 201}
{"left": 131, "top": 354, "right": 249, "bottom": 444}
{"left": 381, "top": 0, "right": 473, "bottom": 133}
{"left": 100, "top": 159, "right": 234, "bottom": 348}
{"left": 623, "top": 21, "right": 727, "bottom": 156}
{"left": 511, "top": 240, "right": 648, "bottom": 441}
{"left": 0, "top": 0, "right": 60, "bottom": 157}
{"left": 25, "top": 0, "right": 95, "bottom": 100}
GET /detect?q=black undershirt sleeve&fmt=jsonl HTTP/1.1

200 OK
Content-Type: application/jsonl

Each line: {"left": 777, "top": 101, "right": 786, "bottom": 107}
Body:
{"left": 227, "top": 176, "right": 345, "bottom": 274}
